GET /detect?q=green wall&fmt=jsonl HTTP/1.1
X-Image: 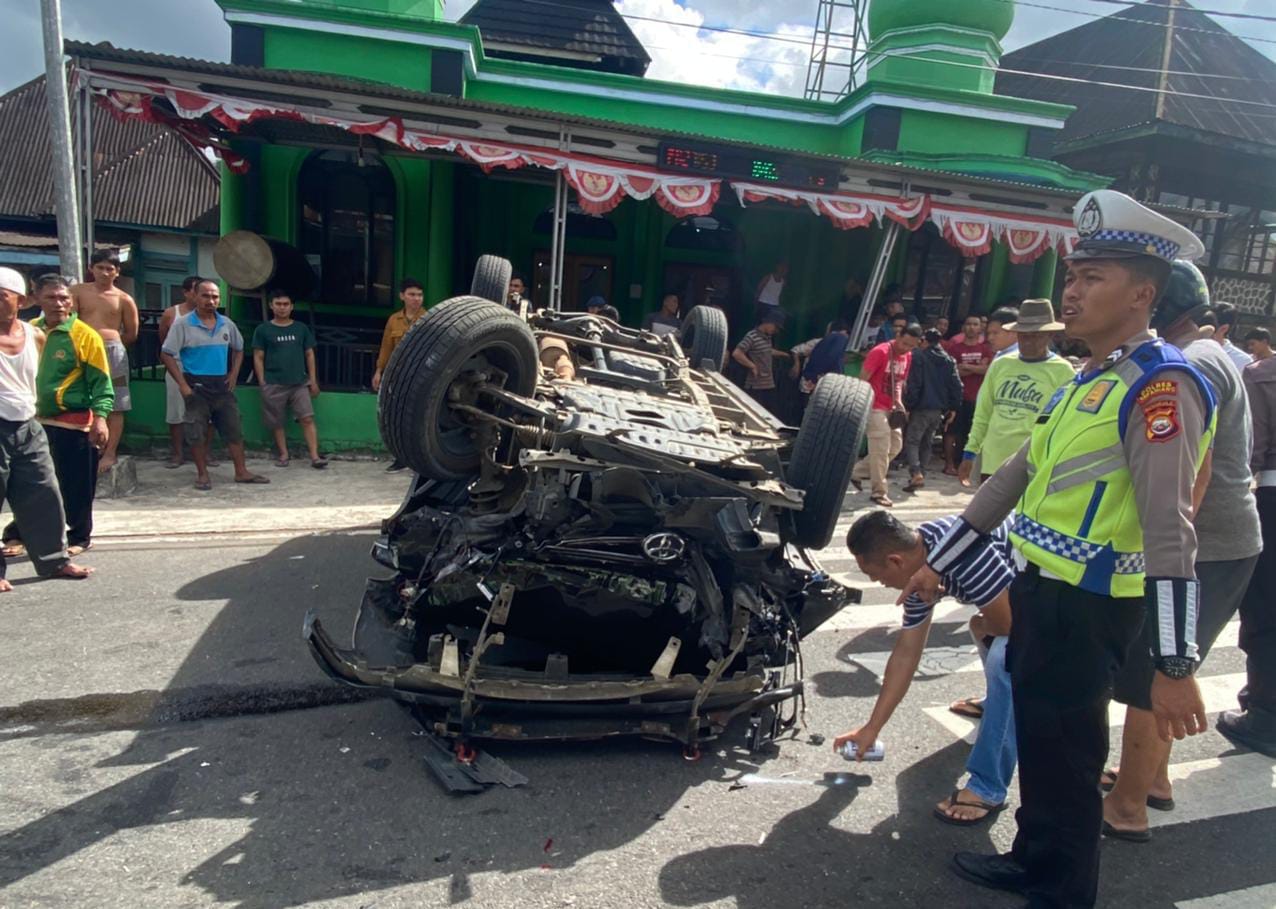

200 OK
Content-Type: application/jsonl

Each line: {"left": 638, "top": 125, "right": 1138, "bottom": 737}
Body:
{"left": 897, "top": 110, "right": 1027, "bottom": 158}
{"left": 123, "top": 380, "right": 385, "bottom": 454}
{"left": 263, "top": 27, "right": 431, "bottom": 92}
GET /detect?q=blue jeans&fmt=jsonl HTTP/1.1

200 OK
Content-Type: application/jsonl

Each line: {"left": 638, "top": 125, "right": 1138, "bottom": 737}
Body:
{"left": 965, "top": 634, "right": 1017, "bottom": 804}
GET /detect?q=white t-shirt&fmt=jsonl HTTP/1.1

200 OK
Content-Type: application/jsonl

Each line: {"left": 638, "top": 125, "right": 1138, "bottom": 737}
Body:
{"left": 757, "top": 275, "right": 784, "bottom": 306}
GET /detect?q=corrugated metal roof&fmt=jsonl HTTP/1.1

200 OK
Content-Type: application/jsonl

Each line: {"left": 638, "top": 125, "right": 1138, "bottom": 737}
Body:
{"left": 998, "top": 0, "right": 1276, "bottom": 149}
{"left": 0, "top": 73, "right": 219, "bottom": 232}
{"left": 461, "top": 0, "right": 650, "bottom": 75}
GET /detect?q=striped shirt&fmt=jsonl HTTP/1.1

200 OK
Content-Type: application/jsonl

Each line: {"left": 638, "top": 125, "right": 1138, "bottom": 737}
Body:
{"left": 902, "top": 515, "right": 1016, "bottom": 630}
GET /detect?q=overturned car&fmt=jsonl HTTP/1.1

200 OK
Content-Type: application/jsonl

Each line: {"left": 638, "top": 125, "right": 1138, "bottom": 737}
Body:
{"left": 304, "top": 256, "right": 872, "bottom": 752}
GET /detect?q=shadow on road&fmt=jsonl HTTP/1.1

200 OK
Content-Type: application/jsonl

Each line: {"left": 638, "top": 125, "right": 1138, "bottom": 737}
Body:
{"left": 0, "top": 531, "right": 781, "bottom": 906}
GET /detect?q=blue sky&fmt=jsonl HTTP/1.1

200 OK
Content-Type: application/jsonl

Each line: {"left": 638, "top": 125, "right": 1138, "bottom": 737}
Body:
{"left": 2, "top": 0, "right": 1274, "bottom": 96}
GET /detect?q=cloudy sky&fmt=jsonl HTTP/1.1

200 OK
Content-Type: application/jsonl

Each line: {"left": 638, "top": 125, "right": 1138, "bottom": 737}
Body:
{"left": 2, "top": 0, "right": 1274, "bottom": 97}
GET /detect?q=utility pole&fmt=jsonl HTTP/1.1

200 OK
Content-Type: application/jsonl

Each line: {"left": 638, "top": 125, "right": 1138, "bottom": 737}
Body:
{"left": 40, "top": 0, "right": 83, "bottom": 278}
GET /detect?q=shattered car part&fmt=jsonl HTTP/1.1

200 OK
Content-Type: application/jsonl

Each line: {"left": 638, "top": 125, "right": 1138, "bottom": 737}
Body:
{"left": 305, "top": 258, "right": 871, "bottom": 751}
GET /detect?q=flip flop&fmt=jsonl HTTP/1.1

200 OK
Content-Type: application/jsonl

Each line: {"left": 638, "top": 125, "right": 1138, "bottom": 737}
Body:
{"left": 1102, "top": 820, "right": 1151, "bottom": 843}
{"left": 164, "top": 461, "right": 182, "bottom": 469}
{"left": 194, "top": 479, "right": 212, "bottom": 491}
{"left": 1099, "top": 770, "right": 1175, "bottom": 811}
{"left": 949, "top": 697, "right": 985, "bottom": 720}
{"left": 67, "top": 543, "right": 92, "bottom": 556}
{"left": 311, "top": 457, "right": 329, "bottom": 469}
{"left": 234, "top": 475, "right": 271, "bottom": 484}
{"left": 932, "top": 789, "right": 1006, "bottom": 827}
{"left": 1, "top": 542, "right": 25, "bottom": 558}
{"left": 274, "top": 458, "right": 290, "bottom": 468}
{"left": 870, "top": 495, "right": 894, "bottom": 507}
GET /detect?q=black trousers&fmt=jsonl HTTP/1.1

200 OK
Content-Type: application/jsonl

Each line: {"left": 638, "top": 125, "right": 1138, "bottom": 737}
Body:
{"left": 1239, "top": 487, "right": 1276, "bottom": 723}
{"left": 46, "top": 426, "right": 99, "bottom": 547}
{"left": 1007, "top": 567, "right": 1145, "bottom": 909}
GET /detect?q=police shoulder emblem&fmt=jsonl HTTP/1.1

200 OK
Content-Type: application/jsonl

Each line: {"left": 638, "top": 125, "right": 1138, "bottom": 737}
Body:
{"left": 1077, "top": 197, "right": 1103, "bottom": 238}
{"left": 1077, "top": 379, "right": 1116, "bottom": 413}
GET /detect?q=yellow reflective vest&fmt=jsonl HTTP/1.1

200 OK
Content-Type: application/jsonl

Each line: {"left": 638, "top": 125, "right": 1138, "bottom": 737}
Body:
{"left": 1010, "top": 339, "right": 1216, "bottom": 597}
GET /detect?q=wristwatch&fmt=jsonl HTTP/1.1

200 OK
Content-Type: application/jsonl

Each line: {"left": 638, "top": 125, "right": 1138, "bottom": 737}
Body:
{"left": 1155, "top": 656, "right": 1197, "bottom": 680}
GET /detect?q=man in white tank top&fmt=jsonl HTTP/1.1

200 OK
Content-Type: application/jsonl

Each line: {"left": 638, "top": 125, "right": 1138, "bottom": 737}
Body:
{"left": 0, "top": 268, "right": 93, "bottom": 589}
{"left": 754, "top": 260, "right": 788, "bottom": 322}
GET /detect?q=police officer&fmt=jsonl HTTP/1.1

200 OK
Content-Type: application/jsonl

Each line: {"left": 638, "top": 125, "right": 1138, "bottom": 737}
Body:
{"left": 900, "top": 190, "right": 1217, "bottom": 909}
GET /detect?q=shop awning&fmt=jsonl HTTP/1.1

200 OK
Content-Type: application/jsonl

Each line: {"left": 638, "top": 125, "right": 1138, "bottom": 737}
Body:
{"left": 91, "top": 71, "right": 1074, "bottom": 261}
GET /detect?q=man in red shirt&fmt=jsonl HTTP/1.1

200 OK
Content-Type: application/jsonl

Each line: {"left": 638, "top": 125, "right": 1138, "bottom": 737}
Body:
{"left": 851, "top": 323, "right": 922, "bottom": 506}
{"left": 942, "top": 315, "right": 993, "bottom": 475}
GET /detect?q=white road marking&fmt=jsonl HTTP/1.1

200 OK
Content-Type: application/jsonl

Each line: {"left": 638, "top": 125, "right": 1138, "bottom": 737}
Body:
{"left": 1176, "top": 882, "right": 1276, "bottom": 908}
{"left": 817, "top": 599, "right": 969, "bottom": 632}
{"left": 1153, "top": 752, "right": 1276, "bottom": 828}
{"left": 922, "top": 671, "right": 1247, "bottom": 747}
{"left": 1109, "top": 673, "right": 1245, "bottom": 731}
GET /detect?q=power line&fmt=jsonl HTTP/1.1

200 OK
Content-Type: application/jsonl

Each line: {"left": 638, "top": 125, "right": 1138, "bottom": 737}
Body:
{"left": 1086, "top": 0, "right": 1276, "bottom": 26}
{"left": 988, "top": 0, "right": 1276, "bottom": 48}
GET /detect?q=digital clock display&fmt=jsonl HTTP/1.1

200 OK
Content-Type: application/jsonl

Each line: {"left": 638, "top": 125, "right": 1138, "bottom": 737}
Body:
{"left": 658, "top": 140, "right": 840, "bottom": 190}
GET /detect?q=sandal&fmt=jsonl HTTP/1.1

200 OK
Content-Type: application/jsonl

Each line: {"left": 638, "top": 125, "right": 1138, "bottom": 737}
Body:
{"left": 311, "top": 457, "right": 329, "bottom": 469}
{"left": 933, "top": 788, "right": 1006, "bottom": 827}
{"left": 194, "top": 479, "right": 212, "bottom": 491}
{"left": 870, "top": 495, "right": 894, "bottom": 507}
{"left": 1, "top": 541, "right": 25, "bottom": 558}
{"left": 1102, "top": 820, "right": 1151, "bottom": 843}
{"left": 949, "top": 697, "right": 985, "bottom": 720}
{"left": 1099, "top": 770, "right": 1175, "bottom": 811}
{"left": 234, "top": 474, "right": 271, "bottom": 484}
{"left": 274, "top": 458, "right": 290, "bottom": 468}
{"left": 67, "top": 543, "right": 92, "bottom": 557}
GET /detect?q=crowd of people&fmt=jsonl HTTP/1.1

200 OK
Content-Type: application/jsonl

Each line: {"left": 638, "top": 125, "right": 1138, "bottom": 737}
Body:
{"left": 0, "top": 258, "right": 346, "bottom": 587}
{"left": 831, "top": 190, "right": 1276, "bottom": 909}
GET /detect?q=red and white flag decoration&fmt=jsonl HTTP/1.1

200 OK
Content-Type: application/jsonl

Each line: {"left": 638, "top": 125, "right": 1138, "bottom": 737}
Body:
{"left": 86, "top": 71, "right": 1077, "bottom": 251}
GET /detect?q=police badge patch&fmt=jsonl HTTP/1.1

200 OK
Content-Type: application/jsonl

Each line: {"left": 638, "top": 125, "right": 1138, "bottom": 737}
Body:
{"left": 1137, "top": 379, "right": 1181, "bottom": 442}
{"left": 1077, "top": 197, "right": 1103, "bottom": 238}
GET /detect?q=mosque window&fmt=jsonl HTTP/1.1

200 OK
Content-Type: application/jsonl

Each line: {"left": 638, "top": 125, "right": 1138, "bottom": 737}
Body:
{"left": 298, "top": 150, "right": 396, "bottom": 307}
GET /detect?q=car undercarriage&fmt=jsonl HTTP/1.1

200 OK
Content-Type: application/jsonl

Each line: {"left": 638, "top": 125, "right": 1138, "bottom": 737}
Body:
{"left": 305, "top": 256, "right": 871, "bottom": 755}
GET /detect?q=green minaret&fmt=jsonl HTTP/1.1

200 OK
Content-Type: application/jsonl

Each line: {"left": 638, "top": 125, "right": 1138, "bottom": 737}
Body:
{"left": 866, "top": 0, "right": 1015, "bottom": 93}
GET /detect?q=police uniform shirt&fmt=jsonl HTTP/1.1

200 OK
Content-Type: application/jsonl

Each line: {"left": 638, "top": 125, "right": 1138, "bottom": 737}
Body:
{"left": 960, "top": 329, "right": 1209, "bottom": 585}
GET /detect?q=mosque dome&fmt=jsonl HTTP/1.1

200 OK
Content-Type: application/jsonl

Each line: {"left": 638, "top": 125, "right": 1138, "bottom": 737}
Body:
{"left": 868, "top": 0, "right": 1015, "bottom": 43}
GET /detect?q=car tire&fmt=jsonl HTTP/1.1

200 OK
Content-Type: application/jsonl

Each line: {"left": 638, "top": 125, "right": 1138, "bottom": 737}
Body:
{"left": 679, "top": 305, "right": 729, "bottom": 371}
{"left": 787, "top": 374, "right": 874, "bottom": 549}
{"left": 379, "top": 295, "right": 538, "bottom": 480}
{"left": 470, "top": 254, "right": 513, "bottom": 305}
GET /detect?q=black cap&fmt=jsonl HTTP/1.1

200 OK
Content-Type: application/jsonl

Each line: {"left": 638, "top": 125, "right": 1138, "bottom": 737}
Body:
{"left": 1150, "top": 260, "right": 1211, "bottom": 333}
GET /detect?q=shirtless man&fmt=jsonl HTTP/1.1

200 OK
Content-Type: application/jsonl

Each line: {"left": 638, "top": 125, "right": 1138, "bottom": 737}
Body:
{"left": 72, "top": 250, "right": 139, "bottom": 474}
{"left": 158, "top": 276, "right": 204, "bottom": 468}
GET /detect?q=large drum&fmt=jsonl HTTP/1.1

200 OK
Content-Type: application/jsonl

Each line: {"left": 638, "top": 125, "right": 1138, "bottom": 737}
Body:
{"left": 212, "top": 230, "right": 316, "bottom": 298}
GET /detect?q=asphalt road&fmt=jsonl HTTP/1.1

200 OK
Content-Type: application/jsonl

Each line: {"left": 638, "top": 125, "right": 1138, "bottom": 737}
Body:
{"left": 0, "top": 483, "right": 1272, "bottom": 908}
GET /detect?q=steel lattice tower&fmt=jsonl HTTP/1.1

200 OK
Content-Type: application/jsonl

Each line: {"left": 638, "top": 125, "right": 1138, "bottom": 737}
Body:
{"left": 803, "top": 0, "right": 868, "bottom": 102}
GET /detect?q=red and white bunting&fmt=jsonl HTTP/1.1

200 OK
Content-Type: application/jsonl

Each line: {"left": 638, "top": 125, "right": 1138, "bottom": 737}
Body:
{"left": 733, "top": 183, "right": 927, "bottom": 232}
{"left": 86, "top": 71, "right": 1079, "bottom": 253}
{"left": 90, "top": 73, "right": 721, "bottom": 217}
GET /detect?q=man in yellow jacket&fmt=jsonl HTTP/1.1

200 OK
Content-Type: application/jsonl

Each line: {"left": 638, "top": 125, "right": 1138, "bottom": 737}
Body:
{"left": 30, "top": 274, "right": 114, "bottom": 553}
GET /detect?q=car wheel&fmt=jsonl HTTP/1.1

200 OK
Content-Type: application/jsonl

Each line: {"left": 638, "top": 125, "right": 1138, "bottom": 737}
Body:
{"left": 470, "top": 254, "right": 513, "bottom": 305}
{"left": 679, "top": 305, "right": 729, "bottom": 371}
{"left": 787, "top": 374, "right": 874, "bottom": 548}
{"left": 379, "top": 295, "right": 538, "bottom": 480}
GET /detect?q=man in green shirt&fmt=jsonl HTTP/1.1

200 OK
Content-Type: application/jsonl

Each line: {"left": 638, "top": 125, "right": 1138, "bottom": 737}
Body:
{"left": 251, "top": 290, "right": 326, "bottom": 469}
{"left": 959, "top": 299, "right": 1076, "bottom": 486}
